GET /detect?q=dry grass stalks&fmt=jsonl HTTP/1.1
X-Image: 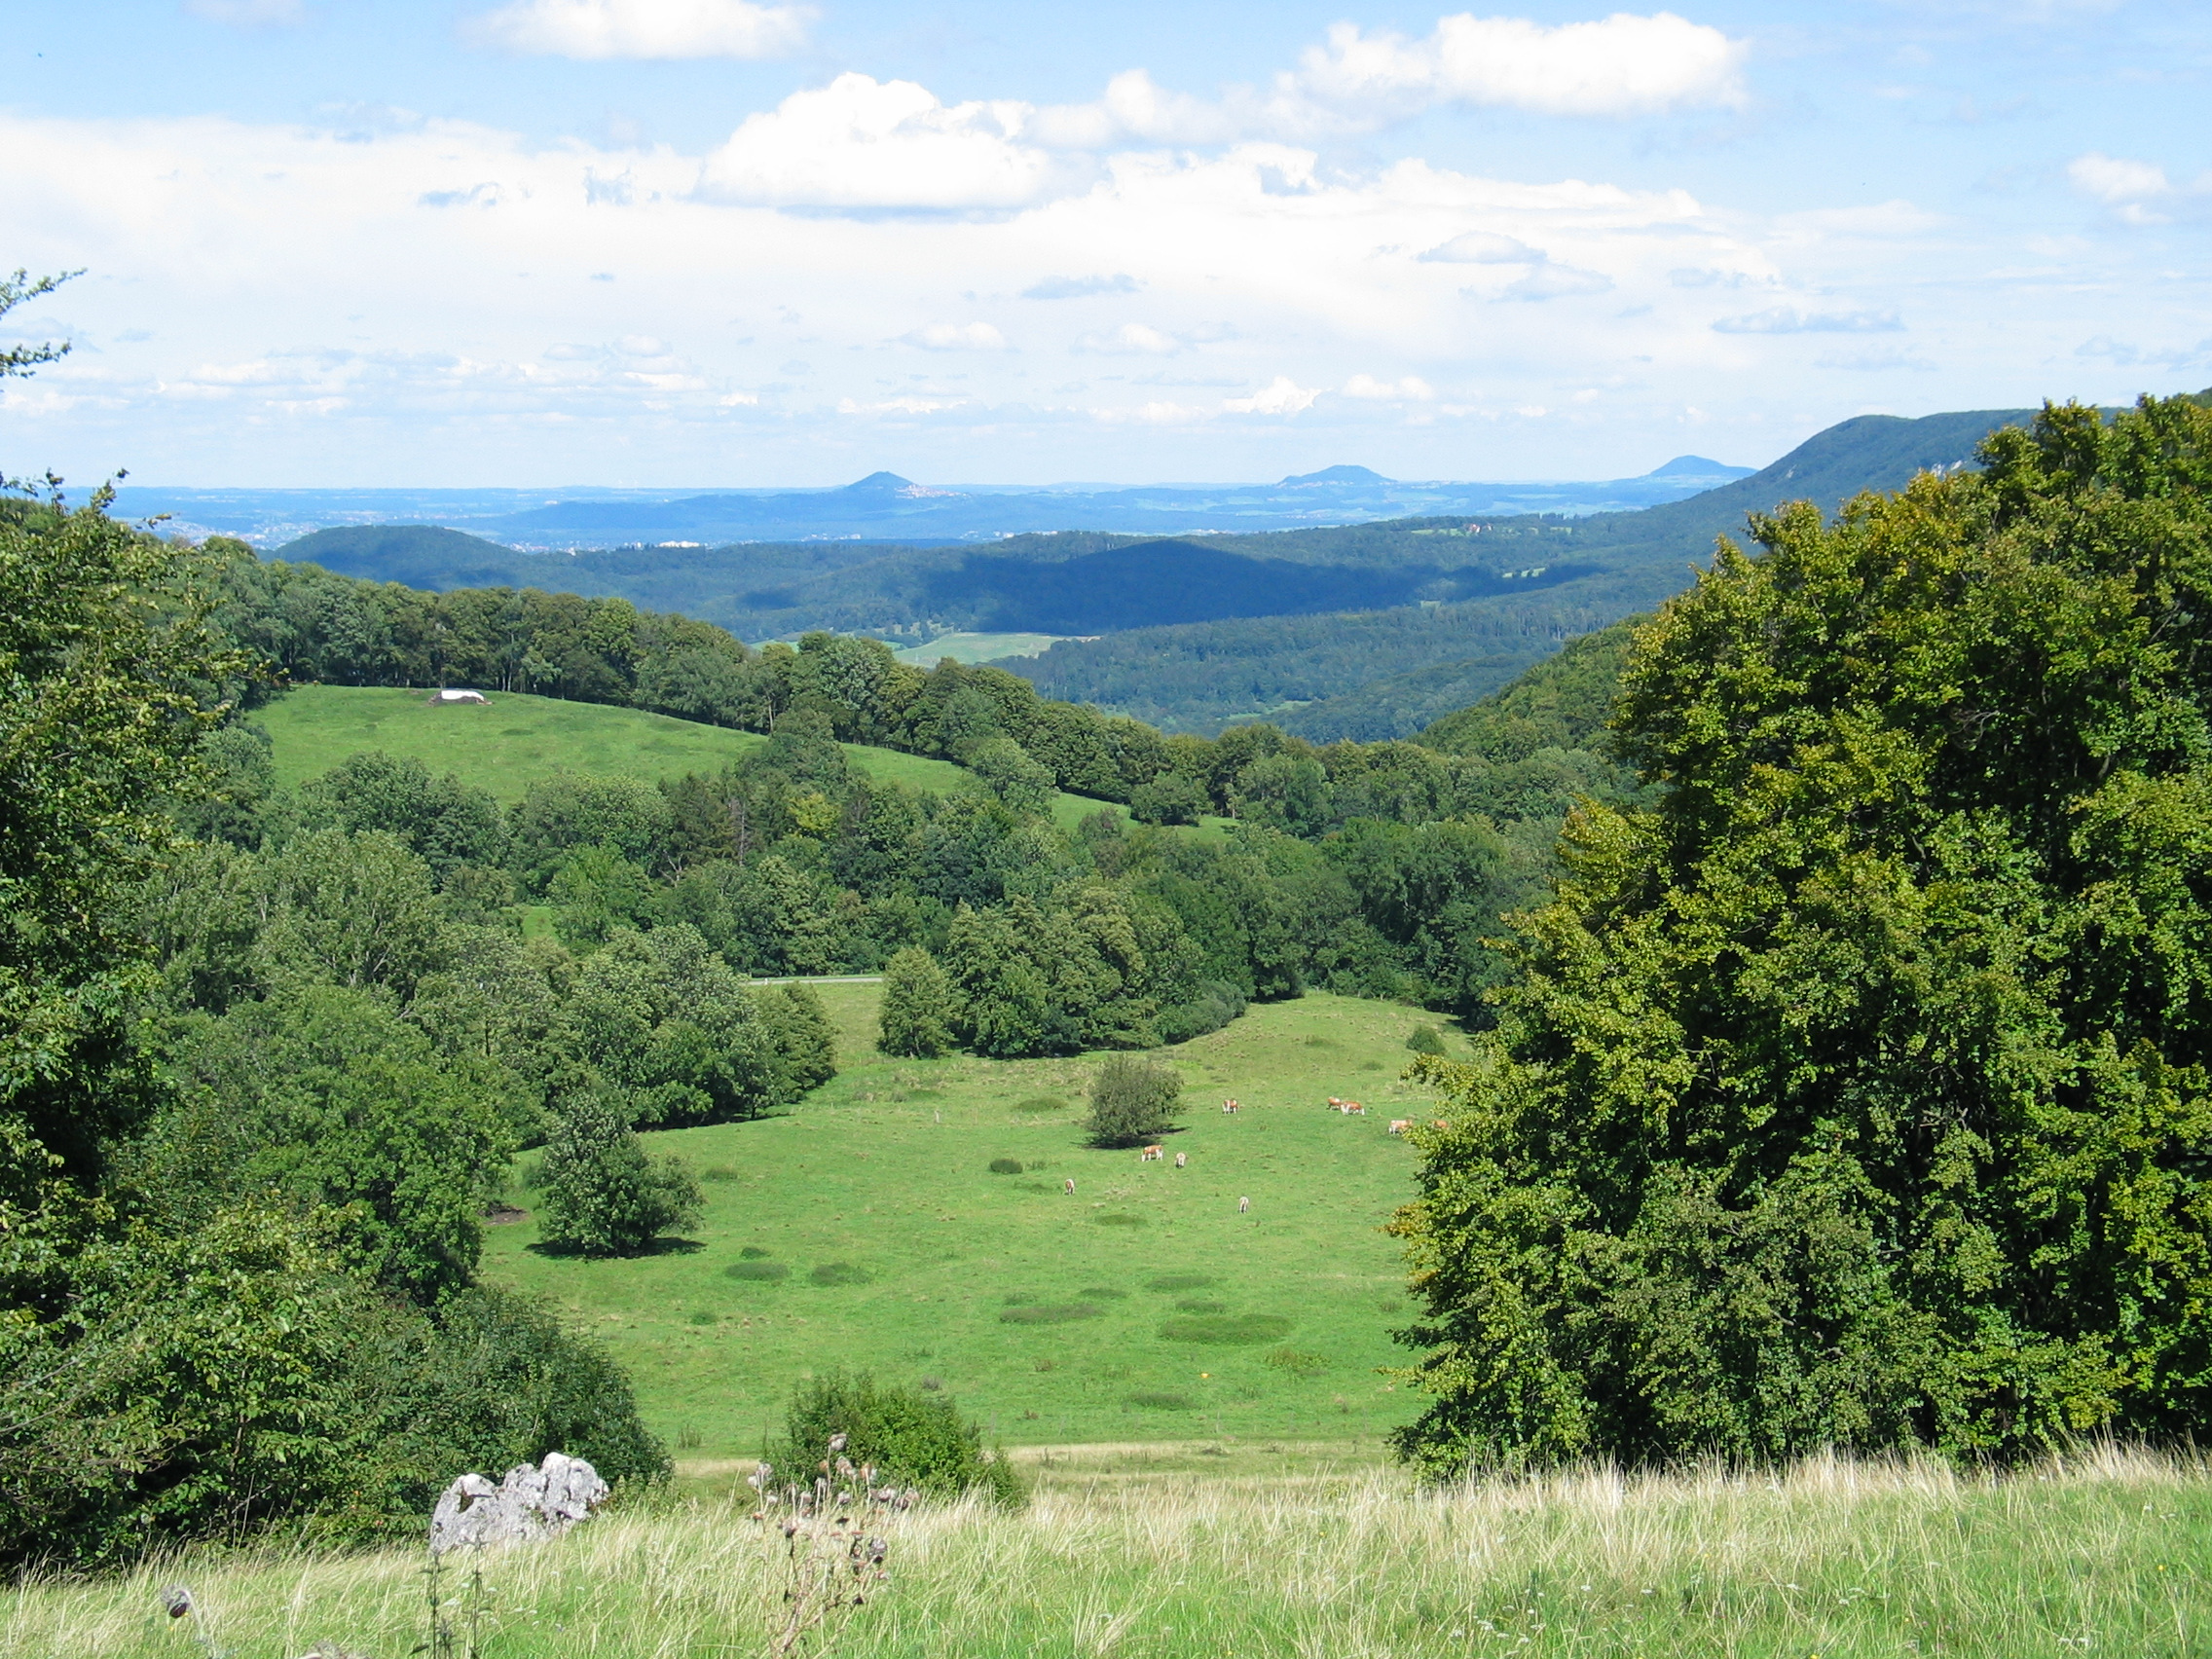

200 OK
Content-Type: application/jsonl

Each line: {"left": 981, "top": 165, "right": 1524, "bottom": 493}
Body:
{"left": 6, "top": 1444, "right": 2209, "bottom": 1658}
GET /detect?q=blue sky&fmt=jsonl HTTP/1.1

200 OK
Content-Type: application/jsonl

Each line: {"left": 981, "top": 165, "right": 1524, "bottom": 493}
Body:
{"left": 1, "top": 0, "right": 2206, "bottom": 486}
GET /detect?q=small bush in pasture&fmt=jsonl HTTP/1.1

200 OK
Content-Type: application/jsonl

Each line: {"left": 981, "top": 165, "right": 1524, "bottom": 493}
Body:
{"left": 701, "top": 1164, "right": 741, "bottom": 1182}
{"left": 810, "top": 1261, "right": 873, "bottom": 1286}
{"left": 1160, "top": 1314, "right": 1294, "bottom": 1346}
{"left": 740, "top": 1244, "right": 773, "bottom": 1259}
{"left": 1405, "top": 1023, "right": 1449, "bottom": 1055}
{"left": 1085, "top": 1053, "right": 1184, "bottom": 1148}
{"left": 988, "top": 1157, "right": 1023, "bottom": 1174}
{"left": 998, "top": 1304, "right": 1101, "bottom": 1325}
{"left": 766, "top": 1372, "right": 1025, "bottom": 1508}
{"left": 877, "top": 946, "right": 956, "bottom": 1057}
{"left": 1175, "top": 1298, "right": 1228, "bottom": 1314}
{"left": 1125, "top": 1391, "right": 1196, "bottom": 1411}
{"left": 1011, "top": 1095, "right": 1065, "bottom": 1115}
{"left": 1092, "top": 1212, "right": 1144, "bottom": 1228}
{"left": 1147, "top": 1273, "right": 1214, "bottom": 1292}
{"left": 725, "top": 1261, "right": 790, "bottom": 1281}
{"left": 1080, "top": 1286, "right": 1129, "bottom": 1300}
{"left": 536, "top": 1091, "right": 704, "bottom": 1257}
{"left": 688, "top": 1310, "right": 715, "bottom": 1326}
{"left": 1266, "top": 1347, "right": 1329, "bottom": 1376}
{"left": 1304, "top": 1034, "right": 1336, "bottom": 1049}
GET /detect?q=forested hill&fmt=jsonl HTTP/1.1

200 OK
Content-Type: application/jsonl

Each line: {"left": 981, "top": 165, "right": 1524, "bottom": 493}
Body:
{"left": 1018, "top": 404, "right": 2034, "bottom": 736}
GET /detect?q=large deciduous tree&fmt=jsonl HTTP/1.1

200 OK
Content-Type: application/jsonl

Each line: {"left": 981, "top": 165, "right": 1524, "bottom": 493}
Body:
{"left": 1391, "top": 395, "right": 2212, "bottom": 1472}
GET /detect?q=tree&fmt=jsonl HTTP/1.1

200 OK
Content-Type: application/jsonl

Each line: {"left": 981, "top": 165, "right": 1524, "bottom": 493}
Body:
{"left": 877, "top": 947, "right": 954, "bottom": 1056}
{"left": 535, "top": 1091, "right": 703, "bottom": 1257}
{"left": 966, "top": 737, "right": 1056, "bottom": 814}
{"left": 1128, "top": 771, "right": 1205, "bottom": 826}
{"left": 1085, "top": 1053, "right": 1183, "bottom": 1148}
{"left": 767, "top": 1370, "right": 1024, "bottom": 1507}
{"left": 1389, "top": 396, "right": 2212, "bottom": 1475}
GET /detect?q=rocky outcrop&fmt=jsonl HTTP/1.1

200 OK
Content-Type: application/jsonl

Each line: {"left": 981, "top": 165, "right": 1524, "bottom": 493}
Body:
{"left": 429, "top": 1452, "right": 608, "bottom": 1554}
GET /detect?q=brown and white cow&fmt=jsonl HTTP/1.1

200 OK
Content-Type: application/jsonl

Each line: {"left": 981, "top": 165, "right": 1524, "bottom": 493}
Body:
{"left": 1387, "top": 1119, "right": 1414, "bottom": 1135}
{"left": 1140, "top": 1145, "right": 1163, "bottom": 1161}
{"left": 1222, "top": 1097, "right": 1239, "bottom": 1114}
{"left": 1174, "top": 1151, "right": 1188, "bottom": 1168}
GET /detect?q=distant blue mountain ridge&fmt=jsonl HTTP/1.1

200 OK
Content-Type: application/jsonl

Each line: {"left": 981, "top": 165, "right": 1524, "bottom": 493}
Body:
{"left": 110, "top": 455, "right": 1753, "bottom": 549}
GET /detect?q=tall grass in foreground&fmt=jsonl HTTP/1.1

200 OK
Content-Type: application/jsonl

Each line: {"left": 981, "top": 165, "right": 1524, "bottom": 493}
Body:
{"left": 7, "top": 1446, "right": 2208, "bottom": 1658}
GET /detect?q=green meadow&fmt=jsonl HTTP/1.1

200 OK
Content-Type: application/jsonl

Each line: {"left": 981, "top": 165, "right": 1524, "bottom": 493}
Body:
{"left": 254, "top": 683, "right": 1117, "bottom": 830}
{"left": 890, "top": 631, "right": 1069, "bottom": 665}
{"left": 483, "top": 982, "right": 1439, "bottom": 1457}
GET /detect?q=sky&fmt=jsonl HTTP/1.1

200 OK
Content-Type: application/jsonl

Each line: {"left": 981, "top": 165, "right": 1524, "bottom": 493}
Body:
{"left": 0, "top": 0, "right": 2207, "bottom": 488}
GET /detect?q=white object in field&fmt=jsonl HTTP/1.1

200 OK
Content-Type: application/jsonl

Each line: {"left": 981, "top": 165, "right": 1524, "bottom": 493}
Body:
{"left": 433, "top": 687, "right": 489, "bottom": 704}
{"left": 429, "top": 1452, "right": 608, "bottom": 1553}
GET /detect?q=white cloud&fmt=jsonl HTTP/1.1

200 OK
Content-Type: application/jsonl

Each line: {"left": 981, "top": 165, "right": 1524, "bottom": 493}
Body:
{"left": 185, "top": 0, "right": 305, "bottom": 23}
{"left": 1023, "top": 273, "right": 1139, "bottom": 300}
{"left": 1344, "top": 373, "right": 1436, "bottom": 399}
{"left": 1223, "top": 376, "right": 1319, "bottom": 415}
{"left": 697, "top": 74, "right": 1054, "bottom": 208}
{"left": 1499, "top": 263, "right": 1613, "bottom": 300}
{"left": 2067, "top": 151, "right": 2170, "bottom": 203}
{"left": 468, "top": 0, "right": 809, "bottom": 59}
{"left": 1074, "top": 322, "right": 1182, "bottom": 355}
{"left": 905, "top": 321, "right": 1011, "bottom": 350}
{"left": 1288, "top": 11, "right": 1748, "bottom": 123}
{"left": 1713, "top": 308, "right": 1902, "bottom": 334}
{"left": 1418, "top": 230, "right": 1539, "bottom": 264}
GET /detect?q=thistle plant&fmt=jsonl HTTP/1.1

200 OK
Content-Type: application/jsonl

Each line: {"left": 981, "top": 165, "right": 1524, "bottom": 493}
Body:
{"left": 747, "top": 1432, "right": 914, "bottom": 1657}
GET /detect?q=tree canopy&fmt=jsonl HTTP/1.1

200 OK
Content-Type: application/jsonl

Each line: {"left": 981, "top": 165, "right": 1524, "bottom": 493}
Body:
{"left": 1391, "top": 395, "right": 2212, "bottom": 1472}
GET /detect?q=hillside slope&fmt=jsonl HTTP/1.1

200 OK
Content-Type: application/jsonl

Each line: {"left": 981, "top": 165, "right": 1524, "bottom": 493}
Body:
{"left": 1017, "top": 404, "right": 2033, "bottom": 734}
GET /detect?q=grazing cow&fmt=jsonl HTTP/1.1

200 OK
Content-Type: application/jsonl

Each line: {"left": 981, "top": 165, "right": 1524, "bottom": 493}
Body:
{"left": 1326, "top": 1096, "right": 1344, "bottom": 1110}
{"left": 1346, "top": 1101, "right": 1366, "bottom": 1116}
{"left": 1174, "top": 1151, "right": 1188, "bottom": 1168}
{"left": 1140, "top": 1145, "right": 1164, "bottom": 1161}
{"left": 1388, "top": 1119, "right": 1414, "bottom": 1135}
{"left": 1064, "top": 1177, "right": 1076, "bottom": 1195}
{"left": 1238, "top": 1195, "right": 1250, "bottom": 1214}
{"left": 1222, "top": 1097, "right": 1239, "bottom": 1114}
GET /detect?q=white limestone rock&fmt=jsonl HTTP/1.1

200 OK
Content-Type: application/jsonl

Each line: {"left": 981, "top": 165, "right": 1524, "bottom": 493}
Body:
{"left": 429, "top": 1452, "right": 608, "bottom": 1554}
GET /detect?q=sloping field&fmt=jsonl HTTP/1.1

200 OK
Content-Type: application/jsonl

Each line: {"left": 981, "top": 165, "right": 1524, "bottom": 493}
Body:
{"left": 12, "top": 1449, "right": 2207, "bottom": 1659}
{"left": 483, "top": 984, "right": 1438, "bottom": 1457}
{"left": 254, "top": 683, "right": 1116, "bottom": 830}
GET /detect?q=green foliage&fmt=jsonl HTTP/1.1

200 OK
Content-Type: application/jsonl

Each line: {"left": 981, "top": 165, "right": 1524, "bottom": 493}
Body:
{"left": 878, "top": 946, "right": 956, "bottom": 1057}
{"left": 298, "top": 749, "right": 507, "bottom": 875}
{"left": 988, "top": 1158, "right": 1023, "bottom": 1174}
{"left": 766, "top": 1370, "right": 1025, "bottom": 1508}
{"left": 1127, "top": 770, "right": 1205, "bottom": 825}
{"left": 536, "top": 1091, "right": 704, "bottom": 1257}
{"left": 1085, "top": 1053, "right": 1184, "bottom": 1148}
{"left": 1391, "top": 395, "right": 2212, "bottom": 1475}
{"left": 1405, "top": 1023, "right": 1448, "bottom": 1055}
{"left": 1418, "top": 619, "right": 1640, "bottom": 761}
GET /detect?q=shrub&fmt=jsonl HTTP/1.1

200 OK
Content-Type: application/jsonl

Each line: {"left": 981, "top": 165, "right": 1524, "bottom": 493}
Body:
{"left": 1160, "top": 1314, "right": 1293, "bottom": 1346}
{"left": 1128, "top": 773, "right": 1205, "bottom": 827}
{"left": 1146, "top": 1273, "right": 1214, "bottom": 1292}
{"left": 766, "top": 1371, "right": 1024, "bottom": 1507}
{"left": 998, "top": 1304, "right": 1100, "bottom": 1324}
{"left": 535, "top": 1092, "right": 703, "bottom": 1257}
{"left": 1085, "top": 1053, "right": 1184, "bottom": 1148}
{"left": 877, "top": 946, "right": 955, "bottom": 1057}
{"left": 1405, "top": 1023, "right": 1448, "bottom": 1055}
{"left": 702, "top": 1164, "right": 741, "bottom": 1182}
{"left": 988, "top": 1157, "right": 1023, "bottom": 1174}
{"left": 1157, "top": 980, "right": 1247, "bottom": 1045}
{"left": 725, "top": 1261, "right": 790, "bottom": 1281}
{"left": 740, "top": 1244, "right": 774, "bottom": 1258}
{"left": 1266, "top": 1347, "right": 1329, "bottom": 1376}
{"left": 809, "top": 1261, "right": 872, "bottom": 1286}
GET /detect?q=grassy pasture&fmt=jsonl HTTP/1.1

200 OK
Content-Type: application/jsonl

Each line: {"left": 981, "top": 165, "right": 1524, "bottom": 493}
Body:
{"left": 892, "top": 631, "right": 1069, "bottom": 665}
{"left": 254, "top": 683, "right": 1119, "bottom": 830}
{"left": 483, "top": 983, "right": 1440, "bottom": 1457}
{"left": 13, "top": 1449, "right": 2208, "bottom": 1658}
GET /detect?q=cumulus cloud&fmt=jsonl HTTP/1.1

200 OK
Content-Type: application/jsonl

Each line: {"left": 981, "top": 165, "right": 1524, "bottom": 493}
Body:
{"left": 697, "top": 74, "right": 1054, "bottom": 208}
{"left": 2068, "top": 152, "right": 2171, "bottom": 204}
{"left": 1713, "top": 308, "right": 1902, "bottom": 334}
{"left": 1023, "top": 273, "right": 1140, "bottom": 299}
{"left": 1344, "top": 373, "right": 1436, "bottom": 399}
{"left": 1075, "top": 323, "right": 1182, "bottom": 355}
{"left": 1223, "top": 376, "right": 1320, "bottom": 416}
{"left": 904, "top": 321, "right": 1012, "bottom": 350}
{"left": 468, "top": 0, "right": 810, "bottom": 59}
{"left": 1419, "top": 230, "right": 1539, "bottom": 264}
{"left": 1500, "top": 263, "right": 1613, "bottom": 300}
{"left": 1287, "top": 11, "right": 1748, "bottom": 123}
